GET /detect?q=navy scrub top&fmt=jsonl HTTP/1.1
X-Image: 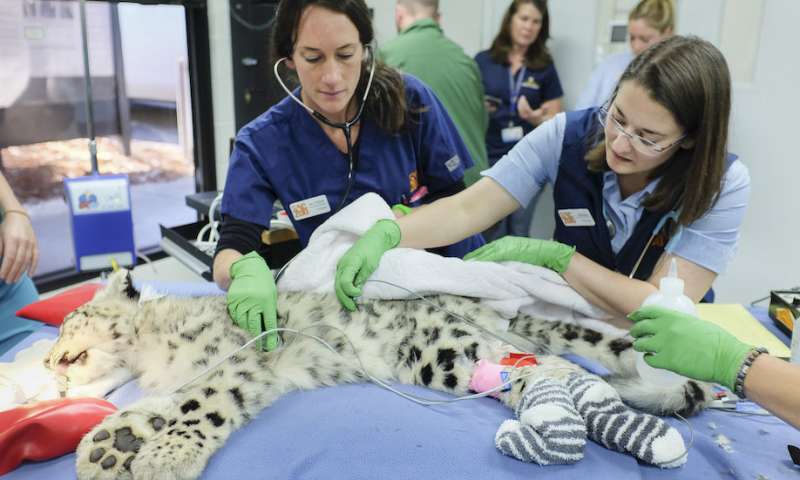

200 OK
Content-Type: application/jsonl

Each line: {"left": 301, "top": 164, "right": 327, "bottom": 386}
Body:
{"left": 221, "top": 74, "right": 484, "bottom": 258}
{"left": 474, "top": 50, "right": 563, "bottom": 162}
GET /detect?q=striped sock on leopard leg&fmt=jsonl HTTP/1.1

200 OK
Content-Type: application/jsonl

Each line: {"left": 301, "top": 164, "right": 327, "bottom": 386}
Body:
{"left": 495, "top": 377, "right": 586, "bottom": 465}
{"left": 564, "top": 372, "right": 687, "bottom": 468}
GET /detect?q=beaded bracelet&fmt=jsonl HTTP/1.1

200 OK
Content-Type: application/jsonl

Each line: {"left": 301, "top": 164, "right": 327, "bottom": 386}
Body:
{"left": 3, "top": 209, "right": 30, "bottom": 219}
{"left": 733, "top": 347, "right": 768, "bottom": 398}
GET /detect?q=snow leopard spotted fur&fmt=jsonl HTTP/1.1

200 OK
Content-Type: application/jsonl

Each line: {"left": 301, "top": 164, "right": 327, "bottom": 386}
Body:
{"left": 47, "top": 271, "right": 711, "bottom": 479}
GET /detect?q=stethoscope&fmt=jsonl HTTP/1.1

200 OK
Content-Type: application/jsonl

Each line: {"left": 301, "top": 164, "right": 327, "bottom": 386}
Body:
{"left": 273, "top": 46, "right": 377, "bottom": 212}
{"left": 626, "top": 209, "right": 683, "bottom": 279}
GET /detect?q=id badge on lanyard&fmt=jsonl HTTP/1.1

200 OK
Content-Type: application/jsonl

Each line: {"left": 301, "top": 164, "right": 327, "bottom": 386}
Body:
{"left": 501, "top": 66, "right": 527, "bottom": 143}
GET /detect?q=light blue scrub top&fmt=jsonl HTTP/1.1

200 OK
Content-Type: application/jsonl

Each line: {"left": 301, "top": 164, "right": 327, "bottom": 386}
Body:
{"left": 482, "top": 113, "right": 752, "bottom": 274}
{"left": 575, "top": 51, "right": 635, "bottom": 109}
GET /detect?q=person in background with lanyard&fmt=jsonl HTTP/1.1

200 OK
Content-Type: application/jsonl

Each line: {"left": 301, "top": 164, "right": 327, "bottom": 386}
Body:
{"left": 475, "top": 0, "right": 563, "bottom": 241}
{"left": 0, "top": 171, "right": 39, "bottom": 354}
{"left": 213, "top": 0, "right": 483, "bottom": 350}
{"left": 335, "top": 36, "right": 750, "bottom": 325}
{"left": 576, "top": 0, "right": 674, "bottom": 109}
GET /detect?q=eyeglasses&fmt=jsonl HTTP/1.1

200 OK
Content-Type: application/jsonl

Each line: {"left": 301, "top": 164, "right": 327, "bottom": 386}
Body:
{"left": 597, "top": 106, "right": 686, "bottom": 157}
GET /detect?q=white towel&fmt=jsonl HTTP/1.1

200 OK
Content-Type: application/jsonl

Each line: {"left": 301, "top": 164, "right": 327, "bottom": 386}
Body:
{"left": 0, "top": 339, "right": 60, "bottom": 412}
{"left": 278, "top": 194, "right": 618, "bottom": 334}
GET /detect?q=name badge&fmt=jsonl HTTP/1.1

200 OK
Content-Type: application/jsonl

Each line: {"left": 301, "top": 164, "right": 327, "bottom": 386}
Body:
{"left": 289, "top": 195, "right": 331, "bottom": 221}
{"left": 501, "top": 126, "right": 524, "bottom": 143}
{"left": 558, "top": 208, "right": 596, "bottom": 227}
{"left": 444, "top": 155, "right": 461, "bottom": 172}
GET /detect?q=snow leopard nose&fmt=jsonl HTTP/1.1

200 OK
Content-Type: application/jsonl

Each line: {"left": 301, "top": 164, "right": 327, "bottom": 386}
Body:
{"left": 45, "top": 347, "right": 71, "bottom": 371}
{"left": 44, "top": 347, "right": 62, "bottom": 370}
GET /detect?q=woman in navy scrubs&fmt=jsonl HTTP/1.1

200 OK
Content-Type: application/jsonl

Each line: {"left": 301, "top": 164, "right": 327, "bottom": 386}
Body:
{"left": 213, "top": 0, "right": 482, "bottom": 348}
{"left": 336, "top": 36, "right": 750, "bottom": 322}
{"left": 475, "top": 0, "right": 563, "bottom": 240}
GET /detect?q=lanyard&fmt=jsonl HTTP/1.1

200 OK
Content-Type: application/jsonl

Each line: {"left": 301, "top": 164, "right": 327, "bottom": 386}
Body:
{"left": 508, "top": 65, "right": 527, "bottom": 118}
{"left": 628, "top": 210, "right": 681, "bottom": 279}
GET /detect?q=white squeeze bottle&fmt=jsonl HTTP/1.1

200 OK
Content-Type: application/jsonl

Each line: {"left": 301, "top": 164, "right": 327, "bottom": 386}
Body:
{"left": 635, "top": 258, "right": 695, "bottom": 387}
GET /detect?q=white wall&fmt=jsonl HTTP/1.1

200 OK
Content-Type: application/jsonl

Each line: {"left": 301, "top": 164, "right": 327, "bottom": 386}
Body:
{"left": 710, "top": 0, "right": 800, "bottom": 302}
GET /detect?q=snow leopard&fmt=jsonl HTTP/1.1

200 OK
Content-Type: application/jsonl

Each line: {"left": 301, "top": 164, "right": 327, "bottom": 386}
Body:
{"left": 47, "top": 270, "right": 711, "bottom": 479}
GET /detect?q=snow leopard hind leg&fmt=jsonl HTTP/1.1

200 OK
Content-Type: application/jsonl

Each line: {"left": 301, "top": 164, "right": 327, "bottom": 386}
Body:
{"left": 508, "top": 312, "right": 714, "bottom": 417}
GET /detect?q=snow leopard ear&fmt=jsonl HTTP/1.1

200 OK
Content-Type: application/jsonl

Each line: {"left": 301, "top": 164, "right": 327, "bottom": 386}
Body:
{"left": 94, "top": 269, "right": 140, "bottom": 302}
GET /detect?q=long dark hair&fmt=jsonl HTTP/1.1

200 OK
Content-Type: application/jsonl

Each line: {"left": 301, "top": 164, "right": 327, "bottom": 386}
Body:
{"left": 272, "top": 0, "right": 407, "bottom": 134}
{"left": 488, "top": 0, "right": 552, "bottom": 69}
{"left": 585, "top": 36, "right": 731, "bottom": 226}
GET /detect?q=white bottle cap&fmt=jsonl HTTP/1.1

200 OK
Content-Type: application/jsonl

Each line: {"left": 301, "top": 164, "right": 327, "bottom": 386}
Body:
{"left": 659, "top": 258, "right": 684, "bottom": 298}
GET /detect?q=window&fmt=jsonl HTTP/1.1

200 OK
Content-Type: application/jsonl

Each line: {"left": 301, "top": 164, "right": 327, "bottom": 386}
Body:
{"left": 0, "top": 0, "right": 210, "bottom": 280}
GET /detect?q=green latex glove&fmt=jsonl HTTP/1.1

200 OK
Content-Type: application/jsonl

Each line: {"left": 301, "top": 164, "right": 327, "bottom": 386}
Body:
{"left": 227, "top": 251, "right": 279, "bottom": 351}
{"left": 335, "top": 219, "right": 401, "bottom": 311}
{"left": 629, "top": 305, "right": 753, "bottom": 390}
{"left": 464, "top": 236, "right": 576, "bottom": 274}
{"left": 391, "top": 204, "right": 412, "bottom": 216}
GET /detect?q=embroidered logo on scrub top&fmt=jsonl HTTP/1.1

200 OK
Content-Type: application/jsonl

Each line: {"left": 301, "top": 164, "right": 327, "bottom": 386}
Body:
{"left": 522, "top": 76, "right": 540, "bottom": 90}
{"left": 409, "top": 171, "right": 419, "bottom": 192}
{"left": 289, "top": 195, "right": 331, "bottom": 221}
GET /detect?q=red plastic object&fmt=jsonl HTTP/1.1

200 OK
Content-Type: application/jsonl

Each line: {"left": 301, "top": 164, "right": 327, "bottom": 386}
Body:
{"left": 15, "top": 283, "right": 103, "bottom": 326}
{"left": 0, "top": 397, "right": 117, "bottom": 475}
{"left": 499, "top": 352, "right": 538, "bottom": 367}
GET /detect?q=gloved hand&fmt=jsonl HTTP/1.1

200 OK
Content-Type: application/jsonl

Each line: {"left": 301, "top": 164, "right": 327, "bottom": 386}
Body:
{"left": 335, "top": 219, "right": 401, "bottom": 311}
{"left": 629, "top": 306, "right": 753, "bottom": 390}
{"left": 391, "top": 204, "right": 412, "bottom": 218}
{"left": 227, "top": 251, "right": 279, "bottom": 351}
{"left": 464, "top": 236, "right": 576, "bottom": 274}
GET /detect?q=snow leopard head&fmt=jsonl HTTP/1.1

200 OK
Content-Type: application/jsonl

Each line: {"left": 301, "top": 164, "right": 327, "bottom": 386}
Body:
{"left": 46, "top": 269, "right": 139, "bottom": 395}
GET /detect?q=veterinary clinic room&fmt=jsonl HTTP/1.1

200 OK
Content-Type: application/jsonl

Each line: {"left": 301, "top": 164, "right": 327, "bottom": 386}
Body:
{"left": 1, "top": 0, "right": 799, "bottom": 478}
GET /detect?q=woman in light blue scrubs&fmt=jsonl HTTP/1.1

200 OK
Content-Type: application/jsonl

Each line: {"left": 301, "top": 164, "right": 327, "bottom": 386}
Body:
{"left": 576, "top": 0, "right": 674, "bottom": 109}
{"left": 475, "top": 0, "right": 563, "bottom": 241}
{"left": 213, "top": 0, "right": 483, "bottom": 347}
{"left": 337, "top": 36, "right": 749, "bottom": 323}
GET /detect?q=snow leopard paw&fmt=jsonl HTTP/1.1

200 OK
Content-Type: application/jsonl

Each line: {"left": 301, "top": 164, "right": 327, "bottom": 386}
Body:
{"left": 76, "top": 397, "right": 177, "bottom": 480}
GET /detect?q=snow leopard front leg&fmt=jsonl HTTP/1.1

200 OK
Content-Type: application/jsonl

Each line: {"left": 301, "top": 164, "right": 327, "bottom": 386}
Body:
{"left": 76, "top": 331, "right": 368, "bottom": 480}
{"left": 76, "top": 350, "right": 298, "bottom": 479}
